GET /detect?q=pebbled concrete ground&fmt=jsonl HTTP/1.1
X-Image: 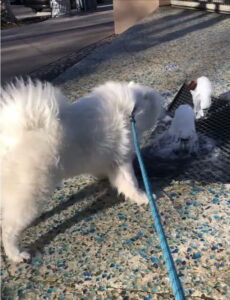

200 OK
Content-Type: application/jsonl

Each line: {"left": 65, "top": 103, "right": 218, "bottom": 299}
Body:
{"left": 1, "top": 7, "right": 230, "bottom": 300}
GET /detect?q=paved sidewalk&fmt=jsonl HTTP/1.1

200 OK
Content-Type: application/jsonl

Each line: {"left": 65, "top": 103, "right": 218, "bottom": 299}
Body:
{"left": 1, "top": 5, "right": 114, "bottom": 84}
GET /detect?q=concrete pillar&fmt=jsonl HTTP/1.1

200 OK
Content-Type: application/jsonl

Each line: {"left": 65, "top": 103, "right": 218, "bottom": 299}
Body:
{"left": 160, "top": 0, "right": 171, "bottom": 6}
{"left": 114, "top": 0, "right": 160, "bottom": 34}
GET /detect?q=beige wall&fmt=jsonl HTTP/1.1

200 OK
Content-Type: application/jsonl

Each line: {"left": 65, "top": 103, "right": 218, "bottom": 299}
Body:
{"left": 114, "top": 0, "right": 169, "bottom": 34}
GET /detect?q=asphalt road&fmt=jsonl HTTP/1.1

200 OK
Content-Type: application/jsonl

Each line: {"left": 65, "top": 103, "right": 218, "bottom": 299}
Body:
{"left": 2, "top": 4, "right": 114, "bottom": 83}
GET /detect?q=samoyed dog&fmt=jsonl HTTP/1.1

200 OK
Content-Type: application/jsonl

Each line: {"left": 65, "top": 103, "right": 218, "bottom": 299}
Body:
{"left": 0, "top": 79, "right": 163, "bottom": 262}
{"left": 190, "top": 76, "right": 212, "bottom": 119}
{"left": 168, "top": 104, "right": 198, "bottom": 154}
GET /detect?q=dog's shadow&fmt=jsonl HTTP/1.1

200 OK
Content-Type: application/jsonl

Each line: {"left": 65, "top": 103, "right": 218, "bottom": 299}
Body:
{"left": 28, "top": 180, "right": 124, "bottom": 255}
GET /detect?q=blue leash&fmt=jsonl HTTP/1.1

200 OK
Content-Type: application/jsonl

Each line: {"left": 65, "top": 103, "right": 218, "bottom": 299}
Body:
{"left": 130, "top": 112, "right": 186, "bottom": 300}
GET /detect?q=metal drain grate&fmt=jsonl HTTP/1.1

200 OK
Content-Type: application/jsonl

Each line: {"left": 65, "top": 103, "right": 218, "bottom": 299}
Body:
{"left": 168, "top": 83, "right": 230, "bottom": 141}
{"left": 139, "top": 83, "right": 230, "bottom": 184}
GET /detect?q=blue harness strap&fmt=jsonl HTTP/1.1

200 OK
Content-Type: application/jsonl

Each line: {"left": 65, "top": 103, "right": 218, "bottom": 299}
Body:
{"left": 130, "top": 112, "right": 186, "bottom": 300}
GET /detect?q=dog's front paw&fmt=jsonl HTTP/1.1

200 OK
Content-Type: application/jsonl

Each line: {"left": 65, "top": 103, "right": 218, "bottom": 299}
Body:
{"left": 196, "top": 109, "right": 204, "bottom": 119}
{"left": 152, "top": 193, "right": 157, "bottom": 200}
{"left": 133, "top": 191, "right": 149, "bottom": 205}
{"left": 20, "top": 251, "right": 31, "bottom": 262}
{"left": 134, "top": 192, "right": 157, "bottom": 205}
{"left": 8, "top": 251, "right": 31, "bottom": 263}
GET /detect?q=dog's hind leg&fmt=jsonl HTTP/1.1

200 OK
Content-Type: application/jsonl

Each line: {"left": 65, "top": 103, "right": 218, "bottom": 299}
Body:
{"left": 2, "top": 201, "right": 36, "bottom": 263}
{"left": 108, "top": 162, "right": 148, "bottom": 205}
{"left": 1, "top": 168, "right": 57, "bottom": 263}
{"left": 1, "top": 160, "right": 43, "bottom": 262}
{"left": 1, "top": 168, "right": 41, "bottom": 262}
{"left": 1, "top": 134, "right": 60, "bottom": 262}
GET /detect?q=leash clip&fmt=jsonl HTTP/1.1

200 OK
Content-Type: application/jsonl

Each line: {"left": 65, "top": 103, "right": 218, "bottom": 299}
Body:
{"left": 129, "top": 113, "right": 136, "bottom": 123}
{"left": 129, "top": 105, "right": 137, "bottom": 123}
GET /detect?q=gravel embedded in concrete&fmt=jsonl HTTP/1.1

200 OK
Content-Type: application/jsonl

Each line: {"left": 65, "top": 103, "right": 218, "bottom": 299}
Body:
{"left": 1, "top": 7, "right": 230, "bottom": 300}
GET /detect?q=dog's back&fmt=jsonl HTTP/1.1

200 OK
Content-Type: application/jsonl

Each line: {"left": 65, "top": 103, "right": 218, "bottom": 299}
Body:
{"left": 58, "top": 81, "right": 135, "bottom": 177}
{"left": 59, "top": 81, "right": 163, "bottom": 178}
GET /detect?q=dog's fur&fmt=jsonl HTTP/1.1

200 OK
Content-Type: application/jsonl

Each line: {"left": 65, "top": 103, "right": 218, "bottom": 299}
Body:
{"left": 0, "top": 79, "right": 163, "bottom": 262}
{"left": 190, "top": 76, "right": 212, "bottom": 119}
{"left": 168, "top": 104, "right": 198, "bottom": 154}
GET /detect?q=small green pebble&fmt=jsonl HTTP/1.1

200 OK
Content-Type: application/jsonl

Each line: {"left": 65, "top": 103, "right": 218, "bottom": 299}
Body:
{"left": 192, "top": 253, "right": 201, "bottom": 259}
{"left": 118, "top": 213, "right": 126, "bottom": 220}
{"left": 207, "top": 188, "right": 216, "bottom": 194}
{"left": 150, "top": 257, "right": 158, "bottom": 263}
{"left": 212, "top": 197, "right": 219, "bottom": 204}
{"left": 147, "top": 281, "right": 153, "bottom": 287}
{"left": 169, "top": 193, "right": 177, "bottom": 198}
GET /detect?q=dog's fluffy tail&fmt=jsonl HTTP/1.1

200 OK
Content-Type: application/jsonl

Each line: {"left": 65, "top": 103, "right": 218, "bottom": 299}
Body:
{"left": 0, "top": 78, "right": 65, "bottom": 157}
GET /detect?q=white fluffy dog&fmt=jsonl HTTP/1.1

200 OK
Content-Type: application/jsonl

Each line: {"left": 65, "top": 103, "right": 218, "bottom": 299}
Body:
{"left": 168, "top": 104, "right": 198, "bottom": 154}
{"left": 0, "top": 79, "right": 163, "bottom": 262}
{"left": 190, "top": 76, "right": 212, "bottom": 119}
